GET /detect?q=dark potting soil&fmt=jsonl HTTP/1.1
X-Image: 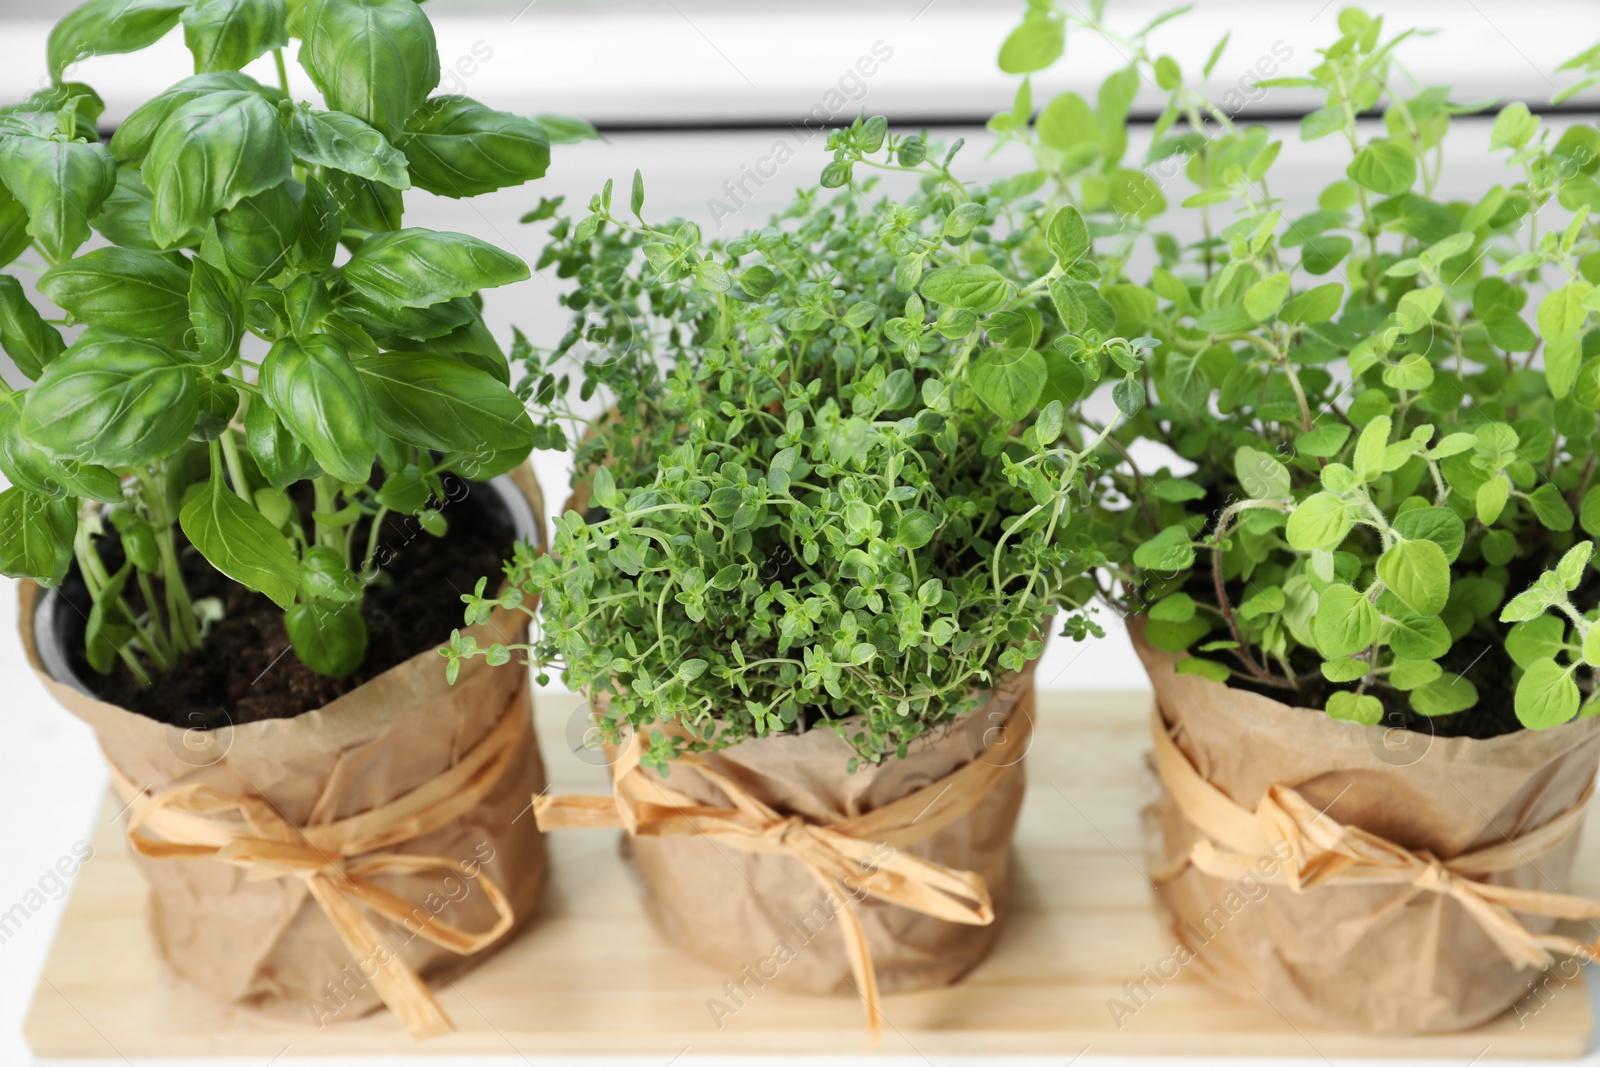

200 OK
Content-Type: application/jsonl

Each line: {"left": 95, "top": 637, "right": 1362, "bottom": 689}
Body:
{"left": 57, "top": 478, "right": 516, "bottom": 729}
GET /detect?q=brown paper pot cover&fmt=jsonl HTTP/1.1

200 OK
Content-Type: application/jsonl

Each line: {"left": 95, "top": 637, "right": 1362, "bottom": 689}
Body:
{"left": 17, "top": 469, "right": 549, "bottom": 1027}
{"left": 626, "top": 663, "right": 1035, "bottom": 997}
{"left": 1132, "top": 618, "right": 1600, "bottom": 1034}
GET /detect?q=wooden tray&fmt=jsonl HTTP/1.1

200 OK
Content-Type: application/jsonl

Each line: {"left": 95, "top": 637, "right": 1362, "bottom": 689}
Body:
{"left": 24, "top": 690, "right": 1598, "bottom": 1059}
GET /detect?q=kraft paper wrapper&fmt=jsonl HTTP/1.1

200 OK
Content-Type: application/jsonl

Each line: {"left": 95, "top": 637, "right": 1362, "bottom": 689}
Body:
{"left": 626, "top": 660, "right": 1035, "bottom": 997}
{"left": 1132, "top": 617, "right": 1600, "bottom": 1034}
{"left": 17, "top": 467, "right": 549, "bottom": 1026}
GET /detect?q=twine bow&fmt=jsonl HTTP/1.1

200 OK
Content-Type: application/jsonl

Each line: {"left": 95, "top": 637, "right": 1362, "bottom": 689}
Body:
{"left": 1152, "top": 710, "right": 1600, "bottom": 970}
{"left": 535, "top": 698, "right": 1034, "bottom": 1041}
{"left": 105, "top": 695, "right": 532, "bottom": 1040}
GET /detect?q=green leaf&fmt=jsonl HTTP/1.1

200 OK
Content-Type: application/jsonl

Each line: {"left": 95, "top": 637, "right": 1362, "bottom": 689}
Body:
{"left": 1313, "top": 583, "right": 1378, "bottom": 657}
{"left": 968, "top": 347, "right": 1045, "bottom": 422}
{"left": 1036, "top": 91, "right": 1103, "bottom": 154}
{"left": 180, "top": 468, "right": 299, "bottom": 609}
{"left": 21, "top": 335, "right": 196, "bottom": 467}
{"left": 213, "top": 182, "right": 300, "bottom": 281}
{"left": 1242, "top": 272, "right": 1290, "bottom": 321}
{"left": 1515, "top": 659, "right": 1581, "bottom": 729}
{"left": 998, "top": 15, "right": 1063, "bottom": 74}
{"left": 0, "top": 275, "right": 65, "bottom": 379}
{"left": 261, "top": 335, "right": 377, "bottom": 483}
{"left": 1286, "top": 492, "right": 1353, "bottom": 551}
{"left": 1353, "top": 414, "right": 1390, "bottom": 481}
{"left": 299, "top": 0, "right": 440, "bottom": 139}
{"left": 243, "top": 396, "right": 314, "bottom": 489}
{"left": 187, "top": 256, "right": 245, "bottom": 366}
{"left": 895, "top": 508, "right": 937, "bottom": 550}
{"left": 0, "top": 182, "right": 30, "bottom": 269}
{"left": 0, "top": 134, "right": 116, "bottom": 262}
{"left": 288, "top": 106, "right": 411, "bottom": 189}
{"left": 1528, "top": 482, "right": 1576, "bottom": 532}
{"left": 1321, "top": 656, "right": 1370, "bottom": 682}
{"left": 1476, "top": 476, "right": 1510, "bottom": 525}
{"left": 182, "top": 0, "right": 288, "bottom": 73}
{"left": 48, "top": 0, "right": 190, "bottom": 80}
{"left": 38, "top": 247, "right": 192, "bottom": 345}
{"left": 1482, "top": 304, "right": 1538, "bottom": 351}
{"left": 1296, "top": 423, "right": 1351, "bottom": 458}
{"left": 1389, "top": 658, "right": 1442, "bottom": 690}
{"left": 1539, "top": 282, "right": 1592, "bottom": 342}
{"left": 109, "top": 72, "right": 274, "bottom": 163}
{"left": 1235, "top": 446, "right": 1292, "bottom": 502}
{"left": 1347, "top": 139, "right": 1417, "bottom": 196}
{"left": 1386, "top": 609, "right": 1452, "bottom": 660}
{"left": 341, "top": 228, "right": 529, "bottom": 308}
{"left": 1327, "top": 691, "right": 1383, "bottom": 726}
{"left": 1507, "top": 616, "right": 1566, "bottom": 669}
{"left": 1377, "top": 538, "right": 1450, "bottom": 616}
{"left": 1045, "top": 205, "right": 1088, "bottom": 265}
{"left": 144, "top": 91, "right": 292, "bottom": 246}
{"left": 920, "top": 265, "right": 1012, "bottom": 313}
{"left": 399, "top": 96, "right": 551, "bottom": 198}
{"left": 1410, "top": 673, "right": 1478, "bottom": 716}
{"left": 1175, "top": 657, "right": 1231, "bottom": 683}
{"left": 1391, "top": 507, "right": 1465, "bottom": 561}
{"left": 1149, "top": 592, "right": 1195, "bottom": 622}
{"left": 355, "top": 353, "right": 534, "bottom": 455}
{"left": 1281, "top": 282, "right": 1344, "bottom": 325}
{"left": 286, "top": 598, "right": 368, "bottom": 677}
{"left": 1133, "top": 525, "right": 1195, "bottom": 572}
{"left": 0, "top": 487, "right": 75, "bottom": 585}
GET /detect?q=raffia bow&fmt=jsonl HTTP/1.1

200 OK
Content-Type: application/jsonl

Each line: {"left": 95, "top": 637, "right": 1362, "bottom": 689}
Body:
{"left": 535, "top": 698, "right": 1033, "bottom": 1041}
{"left": 105, "top": 693, "right": 532, "bottom": 1040}
{"left": 1152, "top": 710, "right": 1600, "bottom": 970}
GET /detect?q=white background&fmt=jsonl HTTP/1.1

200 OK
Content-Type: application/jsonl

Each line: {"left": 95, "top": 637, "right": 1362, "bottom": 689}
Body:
{"left": 3, "top": 0, "right": 1600, "bottom": 1064}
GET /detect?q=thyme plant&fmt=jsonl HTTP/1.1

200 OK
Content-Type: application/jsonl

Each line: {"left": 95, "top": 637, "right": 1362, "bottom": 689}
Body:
{"left": 450, "top": 127, "right": 1148, "bottom": 769}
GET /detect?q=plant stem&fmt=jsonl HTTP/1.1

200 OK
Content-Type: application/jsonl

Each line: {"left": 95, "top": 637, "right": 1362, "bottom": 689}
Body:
{"left": 219, "top": 430, "right": 251, "bottom": 503}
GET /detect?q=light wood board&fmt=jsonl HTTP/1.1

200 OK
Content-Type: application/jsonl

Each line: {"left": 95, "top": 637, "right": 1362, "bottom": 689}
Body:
{"left": 24, "top": 690, "right": 1599, "bottom": 1059}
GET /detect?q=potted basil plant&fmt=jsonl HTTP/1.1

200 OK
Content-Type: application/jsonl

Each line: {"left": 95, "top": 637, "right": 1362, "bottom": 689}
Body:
{"left": 1, "top": 0, "right": 586, "bottom": 1038}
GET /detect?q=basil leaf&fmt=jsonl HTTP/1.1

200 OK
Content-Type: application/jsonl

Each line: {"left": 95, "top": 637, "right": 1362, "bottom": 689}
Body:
{"left": 399, "top": 96, "right": 550, "bottom": 198}
{"left": 0, "top": 133, "right": 117, "bottom": 262}
{"left": 243, "top": 396, "right": 316, "bottom": 489}
{"left": 110, "top": 72, "right": 274, "bottom": 162}
{"left": 213, "top": 183, "right": 300, "bottom": 282}
{"left": 188, "top": 256, "right": 245, "bottom": 366}
{"left": 39, "top": 247, "right": 192, "bottom": 344}
{"left": 355, "top": 353, "right": 533, "bottom": 453}
{"left": 91, "top": 166, "right": 161, "bottom": 250}
{"left": 48, "top": 0, "right": 190, "bottom": 81}
{"left": 0, "top": 182, "right": 30, "bottom": 269}
{"left": 291, "top": 175, "right": 342, "bottom": 272}
{"left": 0, "top": 275, "right": 66, "bottom": 380}
{"left": 286, "top": 598, "right": 367, "bottom": 676}
{"left": 0, "top": 487, "right": 75, "bottom": 585}
{"left": 288, "top": 107, "right": 411, "bottom": 189}
{"left": 182, "top": 0, "right": 288, "bottom": 73}
{"left": 299, "top": 0, "right": 440, "bottom": 139}
{"left": 145, "top": 91, "right": 292, "bottom": 247}
{"left": 340, "top": 228, "right": 528, "bottom": 308}
{"left": 21, "top": 335, "right": 198, "bottom": 467}
{"left": 260, "top": 335, "right": 378, "bottom": 484}
{"left": 323, "top": 170, "right": 402, "bottom": 233}
{"left": 179, "top": 469, "right": 299, "bottom": 608}
{"left": 0, "top": 401, "right": 120, "bottom": 503}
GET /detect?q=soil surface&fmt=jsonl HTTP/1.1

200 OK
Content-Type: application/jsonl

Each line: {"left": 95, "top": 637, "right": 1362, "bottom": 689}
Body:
{"left": 55, "top": 477, "right": 515, "bottom": 728}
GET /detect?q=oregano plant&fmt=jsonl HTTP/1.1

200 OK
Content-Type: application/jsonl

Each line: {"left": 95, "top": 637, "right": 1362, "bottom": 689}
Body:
{"left": 0, "top": 0, "right": 590, "bottom": 682}
{"left": 448, "top": 123, "right": 1149, "bottom": 771}
{"left": 996, "top": 1, "right": 1600, "bottom": 733}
